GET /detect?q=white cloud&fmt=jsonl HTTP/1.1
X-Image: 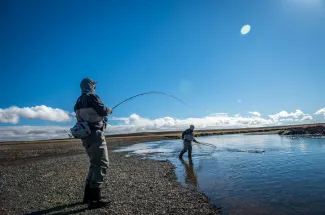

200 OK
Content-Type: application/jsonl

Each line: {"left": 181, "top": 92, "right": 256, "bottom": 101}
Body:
{"left": 107, "top": 113, "right": 274, "bottom": 135}
{"left": 0, "top": 113, "right": 279, "bottom": 141}
{"left": 249, "top": 112, "right": 261, "bottom": 117}
{"left": 268, "top": 109, "right": 312, "bottom": 122}
{"left": 315, "top": 108, "right": 325, "bottom": 115}
{"left": 0, "top": 105, "right": 72, "bottom": 124}
{"left": 301, "top": 115, "right": 313, "bottom": 121}
{"left": 0, "top": 126, "right": 72, "bottom": 142}
{"left": 280, "top": 118, "right": 294, "bottom": 122}
{"left": 240, "top": 25, "right": 251, "bottom": 35}
{"left": 0, "top": 107, "right": 323, "bottom": 142}
{"left": 237, "top": 99, "right": 242, "bottom": 103}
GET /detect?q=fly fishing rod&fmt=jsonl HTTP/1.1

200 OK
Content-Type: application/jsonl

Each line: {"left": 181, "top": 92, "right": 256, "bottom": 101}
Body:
{"left": 112, "top": 91, "right": 188, "bottom": 110}
{"left": 67, "top": 91, "right": 188, "bottom": 137}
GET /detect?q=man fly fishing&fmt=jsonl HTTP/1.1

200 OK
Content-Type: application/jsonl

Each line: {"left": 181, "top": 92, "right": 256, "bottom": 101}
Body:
{"left": 74, "top": 78, "right": 112, "bottom": 209}
{"left": 72, "top": 80, "right": 190, "bottom": 208}
{"left": 179, "top": 125, "right": 201, "bottom": 160}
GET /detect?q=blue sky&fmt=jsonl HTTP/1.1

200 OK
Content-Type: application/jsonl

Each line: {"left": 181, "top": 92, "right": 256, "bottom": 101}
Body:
{"left": 1, "top": 0, "right": 325, "bottom": 140}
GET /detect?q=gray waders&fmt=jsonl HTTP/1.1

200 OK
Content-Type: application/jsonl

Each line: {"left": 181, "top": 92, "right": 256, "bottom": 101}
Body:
{"left": 179, "top": 140, "right": 192, "bottom": 159}
{"left": 82, "top": 129, "right": 110, "bottom": 209}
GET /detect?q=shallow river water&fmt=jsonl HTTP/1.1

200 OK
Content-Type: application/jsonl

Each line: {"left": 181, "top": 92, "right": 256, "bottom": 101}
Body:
{"left": 114, "top": 134, "right": 325, "bottom": 215}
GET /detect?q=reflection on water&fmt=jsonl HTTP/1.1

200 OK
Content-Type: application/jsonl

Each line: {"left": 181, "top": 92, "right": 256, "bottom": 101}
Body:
{"left": 180, "top": 158, "right": 198, "bottom": 188}
{"left": 113, "top": 134, "right": 325, "bottom": 215}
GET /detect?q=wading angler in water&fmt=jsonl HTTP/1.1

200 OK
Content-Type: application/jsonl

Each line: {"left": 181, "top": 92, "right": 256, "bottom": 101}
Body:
{"left": 73, "top": 78, "right": 113, "bottom": 209}
{"left": 179, "top": 125, "right": 201, "bottom": 160}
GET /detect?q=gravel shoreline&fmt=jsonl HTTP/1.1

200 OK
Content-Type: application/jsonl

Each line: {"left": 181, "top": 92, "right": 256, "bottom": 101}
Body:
{"left": 0, "top": 136, "right": 221, "bottom": 215}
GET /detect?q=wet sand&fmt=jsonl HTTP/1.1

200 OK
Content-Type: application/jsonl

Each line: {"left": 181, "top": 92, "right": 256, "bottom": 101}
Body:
{"left": 0, "top": 136, "right": 221, "bottom": 215}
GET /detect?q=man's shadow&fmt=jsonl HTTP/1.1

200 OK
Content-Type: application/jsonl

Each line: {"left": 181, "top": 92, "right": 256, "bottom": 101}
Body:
{"left": 24, "top": 202, "right": 87, "bottom": 215}
{"left": 180, "top": 158, "right": 198, "bottom": 187}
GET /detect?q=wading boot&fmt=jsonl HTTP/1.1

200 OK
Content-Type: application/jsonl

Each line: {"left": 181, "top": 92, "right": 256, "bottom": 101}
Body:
{"left": 88, "top": 188, "right": 110, "bottom": 209}
{"left": 179, "top": 150, "right": 185, "bottom": 160}
{"left": 179, "top": 153, "right": 183, "bottom": 160}
{"left": 82, "top": 183, "right": 90, "bottom": 204}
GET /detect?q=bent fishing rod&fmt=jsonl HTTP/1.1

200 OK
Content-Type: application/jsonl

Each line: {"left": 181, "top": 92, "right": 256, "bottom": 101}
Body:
{"left": 67, "top": 91, "right": 187, "bottom": 135}
{"left": 112, "top": 91, "right": 188, "bottom": 110}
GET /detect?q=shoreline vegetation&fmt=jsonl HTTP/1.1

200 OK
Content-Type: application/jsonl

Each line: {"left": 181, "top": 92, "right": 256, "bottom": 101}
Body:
{"left": 1, "top": 123, "right": 324, "bottom": 145}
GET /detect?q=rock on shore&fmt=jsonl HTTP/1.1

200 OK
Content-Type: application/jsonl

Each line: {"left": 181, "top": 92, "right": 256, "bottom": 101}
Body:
{"left": 278, "top": 125, "right": 325, "bottom": 136}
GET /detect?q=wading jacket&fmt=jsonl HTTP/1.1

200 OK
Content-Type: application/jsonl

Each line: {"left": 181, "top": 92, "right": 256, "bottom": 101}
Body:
{"left": 182, "top": 129, "right": 198, "bottom": 143}
{"left": 74, "top": 80, "right": 111, "bottom": 131}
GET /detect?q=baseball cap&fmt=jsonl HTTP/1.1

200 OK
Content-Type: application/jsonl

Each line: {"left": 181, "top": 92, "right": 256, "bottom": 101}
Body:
{"left": 84, "top": 78, "right": 98, "bottom": 85}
